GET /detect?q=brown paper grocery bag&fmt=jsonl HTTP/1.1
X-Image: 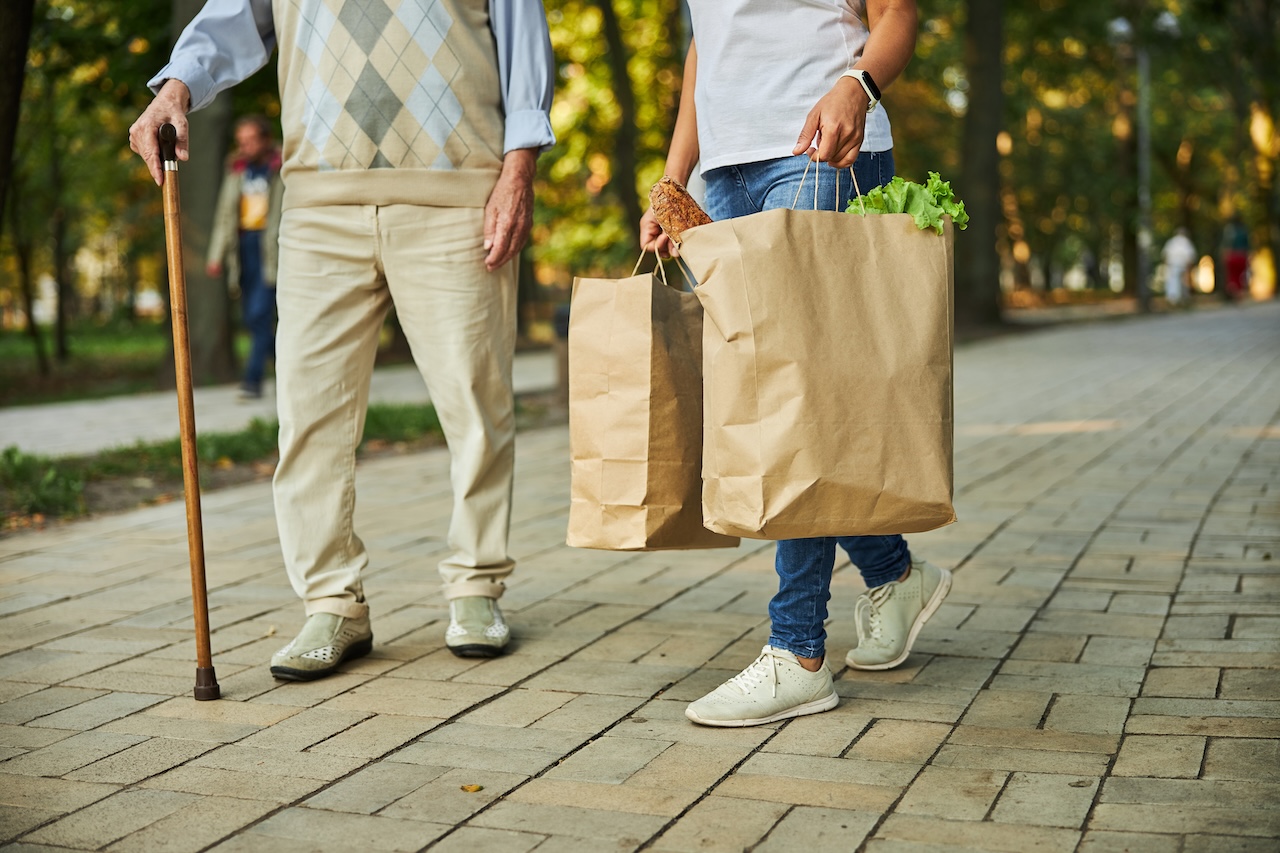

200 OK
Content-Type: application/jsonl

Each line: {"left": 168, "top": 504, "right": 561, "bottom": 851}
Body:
{"left": 567, "top": 262, "right": 739, "bottom": 550}
{"left": 680, "top": 209, "right": 956, "bottom": 539}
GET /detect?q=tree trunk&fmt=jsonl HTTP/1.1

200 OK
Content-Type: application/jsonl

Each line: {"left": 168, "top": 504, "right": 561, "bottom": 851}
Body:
{"left": 165, "top": 0, "right": 236, "bottom": 385}
{"left": 48, "top": 131, "right": 72, "bottom": 361}
{"left": 594, "top": 0, "right": 642, "bottom": 255}
{"left": 0, "top": 0, "right": 34, "bottom": 230}
{"left": 955, "top": 0, "right": 1004, "bottom": 326}
{"left": 9, "top": 178, "right": 48, "bottom": 377}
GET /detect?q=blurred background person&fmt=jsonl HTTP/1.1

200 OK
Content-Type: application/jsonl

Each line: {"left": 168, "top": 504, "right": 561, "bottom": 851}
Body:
{"left": 1220, "top": 214, "right": 1250, "bottom": 303}
{"left": 1161, "top": 227, "right": 1196, "bottom": 307}
{"left": 207, "top": 115, "right": 283, "bottom": 400}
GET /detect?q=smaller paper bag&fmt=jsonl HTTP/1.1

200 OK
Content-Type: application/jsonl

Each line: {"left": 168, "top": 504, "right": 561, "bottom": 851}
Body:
{"left": 567, "top": 264, "right": 739, "bottom": 550}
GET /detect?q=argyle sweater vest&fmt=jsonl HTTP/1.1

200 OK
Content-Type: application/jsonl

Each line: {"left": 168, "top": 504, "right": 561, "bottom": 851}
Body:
{"left": 274, "top": 0, "right": 506, "bottom": 209}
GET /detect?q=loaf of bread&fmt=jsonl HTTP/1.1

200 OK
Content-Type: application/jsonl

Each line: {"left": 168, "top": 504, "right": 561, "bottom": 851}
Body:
{"left": 649, "top": 176, "right": 713, "bottom": 243}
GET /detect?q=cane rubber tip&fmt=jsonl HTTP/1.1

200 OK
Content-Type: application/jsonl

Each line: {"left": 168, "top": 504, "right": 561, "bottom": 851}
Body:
{"left": 159, "top": 124, "right": 178, "bottom": 164}
{"left": 194, "top": 667, "right": 221, "bottom": 701}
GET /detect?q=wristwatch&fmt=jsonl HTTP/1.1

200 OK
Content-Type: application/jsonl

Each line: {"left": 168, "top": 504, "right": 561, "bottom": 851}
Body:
{"left": 840, "top": 68, "right": 881, "bottom": 112}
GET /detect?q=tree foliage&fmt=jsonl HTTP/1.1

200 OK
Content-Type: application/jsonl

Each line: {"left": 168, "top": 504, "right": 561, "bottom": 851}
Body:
{"left": 3, "top": 0, "right": 1276, "bottom": 388}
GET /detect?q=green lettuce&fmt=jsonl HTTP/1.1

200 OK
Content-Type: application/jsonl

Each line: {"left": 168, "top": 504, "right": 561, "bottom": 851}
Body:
{"left": 845, "top": 171, "right": 969, "bottom": 235}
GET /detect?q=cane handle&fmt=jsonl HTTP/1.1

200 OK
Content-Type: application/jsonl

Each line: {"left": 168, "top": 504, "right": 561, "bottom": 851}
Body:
{"left": 159, "top": 124, "right": 179, "bottom": 166}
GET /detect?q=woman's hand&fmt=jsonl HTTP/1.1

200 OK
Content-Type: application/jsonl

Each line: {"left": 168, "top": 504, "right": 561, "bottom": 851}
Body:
{"left": 792, "top": 78, "right": 869, "bottom": 169}
{"left": 640, "top": 207, "right": 679, "bottom": 259}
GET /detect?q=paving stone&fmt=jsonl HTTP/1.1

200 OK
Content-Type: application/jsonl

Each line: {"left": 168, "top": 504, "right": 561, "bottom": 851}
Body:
{"left": 104, "top": 796, "right": 278, "bottom": 853}
{"left": 1044, "top": 695, "right": 1131, "bottom": 735}
{"left": 1090, "top": 803, "right": 1280, "bottom": 837}
{"left": 544, "top": 735, "right": 671, "bottom": 784}
{"left": 714, "top": 772, "right": 902, "bottom": 812}
{"left": 97, "top": 713, "right": 262, "bottom": 743}
{"left": 609, "top": 700, "right": 774, "bottom": 749}
{"left": 26, "top": 691, "right": 168, "bottom": 731}
{"left": 65, "top": 737, "right": 214, "bottom": 784}
{"left": 1218, "top": 668, "right": 1280, "bottom": 700}
{"left": 626, "top": 741, "right": 754, "bottom": 791}
{"left": 648, "top": 795, "right": 789, "bottom": 852}
{"left": 990, "top": 771, "right": 1098, "bottom": 828}
{"left": 250, "top": 806, "right": 449, "bottom": 851}
{"left": 523, "top": 660, "right": 693, "bottom": 698}
{"left": 307, "top": 713, "right": 441, "bottom": 758}
{"left": 753, "top": 806, "right": 881, "bottom": 852}
{"left": 1080, "top": 637, "right": 1157, "bottom": 668}
{"left": 1180, "top": 834, "right": 1280, "bottom": 853}
{"left": 1112, "top": 735, "right": 1205, "bottom": 778}
{"left": 456, "top": 689, "right": 575, "bottom": 728}
{"left": 873, "top": 813, "right": 1081, "bottom": 853}
{"left": 0, "top": 804, "right": 60, "bottom": 844}
{"left": 235, "top": 707, "right": 371, "bottom": 752}
{"left": 145, "top": 697, "right": 301, "bottom": 727}
{"left": 931, "top": 744, "right": 1110, "bottom": 776}
{"left": 304, "top": 762, "right": 447, "bottom": 815}
{"left": 1077, "top": 830, "right": 1185, "bottom": 853}
{"left": 1009, "top": 634, "right": 1088, "bottom": 663}
{"left": 189, "top": 744, "right": 365, "bottom": 781}
{"left": 1201, "top": 737, "right": 1280, "bottom": 782}
{"left": 20, "top": 789, "right": 194, "bottom": 849}
{"left": 529, "top": 693, "right": 644, "bottom": 734}
{"left": 993, "top": 659, "right": 1146, "bottom": 697}
{"left": 508, "top": 778, "right": 697, "bottom": 817}
{"left": 896, "top": 765, "right": 1006, "bottom": 821}
{"left": 740, "top": 752, "right": 919, "bottom": 787}
{"left": 471, "top": 799, "right": 668, "bottom": 845}
{"left": 1141, "top": 667, "right": 1220, "bottom": 698}
{"left": 0, "top": 725, "right": 71, "bottom": 751}
{"left": 1126, "top": 715, "right": 1280, "bottom": 738}
{"left": 0, "top": 687, "right": 106, "bottom": 726}
{"left": 949, "top": 725, "right": 1117, "bottom": 755}
{"left": 318, "top": 677, "right": 501, "bottom": 718}
{"left": 0, "top": 730, "right": 147, "bottom": 777}
{"left": 140, "top": 765, "right": 328, "bottom": 803}
{"left": 959, "top": 690, "right": 1052, "bottom": 729}
{"left": 1101, "top": 777, "right": 1280, "bottom": 810}
{"left": 426, "top": 826, "right": 545, "bottom": 853}
{"left": 250, "top": 672, "right": 377, "bottom": 708}
{"left": 845, "top": 720, "right": 951, "bottom": 764}
{"left": 1133, "top": 697, "right": 1280, "bottom": 719}
{"left": 378, "top": 766, "right": 527, "bottom": 824}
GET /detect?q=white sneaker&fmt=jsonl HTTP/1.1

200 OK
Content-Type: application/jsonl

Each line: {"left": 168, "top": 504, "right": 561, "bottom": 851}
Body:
{"left": 685, "top": 645, "right": 838, "bottom": 727}
{"left": 846, "top": 559, "right": 952, "bottom": 671}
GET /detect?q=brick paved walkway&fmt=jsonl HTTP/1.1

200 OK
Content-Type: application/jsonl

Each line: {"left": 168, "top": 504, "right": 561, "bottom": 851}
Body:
{"left": 0, "top": 303, "right": 1277, "bottom": 851}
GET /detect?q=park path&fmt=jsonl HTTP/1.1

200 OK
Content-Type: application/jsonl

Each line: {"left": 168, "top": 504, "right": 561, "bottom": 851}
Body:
{"left": 0, "top": 351, "right": 558, "bottom": 459}
{"left": 0, "top": 302, "right": 1277, "bottom": 852}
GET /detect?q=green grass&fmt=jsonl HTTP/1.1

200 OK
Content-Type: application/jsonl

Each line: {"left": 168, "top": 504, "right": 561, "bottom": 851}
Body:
{"left": 1, "top": 403, "right": 446, "bottom": 525}
{"left": 0, "top": 319, "right": 172, "bottom": 406}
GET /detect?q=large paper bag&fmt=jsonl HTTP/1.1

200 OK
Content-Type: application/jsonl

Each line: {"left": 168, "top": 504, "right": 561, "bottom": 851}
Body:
{"left": 567, "top": 266, "right": 739, "bottom": 550}
{"left": 680, "top": 209, "right": 956, "bottom": 539}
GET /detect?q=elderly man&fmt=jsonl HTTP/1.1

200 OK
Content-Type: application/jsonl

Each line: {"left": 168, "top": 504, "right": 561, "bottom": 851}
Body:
{"left": 129, "top": 0, "right": 555, "bottom": 680}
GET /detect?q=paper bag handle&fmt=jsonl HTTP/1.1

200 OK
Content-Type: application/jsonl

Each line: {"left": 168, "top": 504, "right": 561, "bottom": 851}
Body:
{"left": 791, "top": 141, "right": 865, "bottom": 214}
{"left": 631, "top": 251, "right": 673, "bottom": 289}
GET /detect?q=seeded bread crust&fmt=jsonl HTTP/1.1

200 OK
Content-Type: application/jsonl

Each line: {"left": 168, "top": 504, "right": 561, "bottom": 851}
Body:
{"left": 649, "top": 176, "right": 713, "bottom": 242}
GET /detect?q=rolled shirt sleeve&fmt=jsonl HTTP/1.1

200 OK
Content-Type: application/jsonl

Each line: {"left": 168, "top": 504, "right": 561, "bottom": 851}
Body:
{"left": 490, "top": 0, "right": 557, "bottom": 154}
{"left": 147, "top": 0, "right": 276, "bottom": 111}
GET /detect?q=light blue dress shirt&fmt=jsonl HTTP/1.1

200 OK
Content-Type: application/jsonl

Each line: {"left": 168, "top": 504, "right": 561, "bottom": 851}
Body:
{"left": 149, "top": 0, "right": 556, "bottom": 154}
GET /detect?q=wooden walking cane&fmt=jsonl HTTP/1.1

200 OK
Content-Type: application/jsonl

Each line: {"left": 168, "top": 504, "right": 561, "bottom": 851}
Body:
{"left": 159, "top": 123, "right": 220, "bottom": 701}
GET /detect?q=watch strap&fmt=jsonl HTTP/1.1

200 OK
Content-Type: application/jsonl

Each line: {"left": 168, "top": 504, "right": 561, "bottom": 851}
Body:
{"left": 840, "top": 69, "right": 881, "bottom": 112}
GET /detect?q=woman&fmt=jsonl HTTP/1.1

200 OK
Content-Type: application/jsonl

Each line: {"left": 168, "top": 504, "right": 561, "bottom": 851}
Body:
{"left": 639, "top": 0, "right": 952, "bottom": 728}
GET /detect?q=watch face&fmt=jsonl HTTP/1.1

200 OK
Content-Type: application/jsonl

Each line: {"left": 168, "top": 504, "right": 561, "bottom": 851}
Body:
{"left": 861, "top": 71, "right": 882, "bottom": 102}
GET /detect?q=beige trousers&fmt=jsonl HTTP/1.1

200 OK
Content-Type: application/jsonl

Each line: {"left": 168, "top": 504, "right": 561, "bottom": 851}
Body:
{"left": 273, "top": 204, "right": 517, "bottom": 620}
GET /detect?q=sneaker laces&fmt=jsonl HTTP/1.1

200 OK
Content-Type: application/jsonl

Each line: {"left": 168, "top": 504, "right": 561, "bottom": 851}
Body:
{"left": 855, "top": 583, "right": 894, "bottom": 644}
{"left": 728, "top": 647, "right": 788, "bottom": 698}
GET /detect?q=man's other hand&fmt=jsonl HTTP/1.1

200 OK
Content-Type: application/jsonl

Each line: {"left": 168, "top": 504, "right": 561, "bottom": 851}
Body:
{"left": 484, "top": 149, "right": 537, "bottom": 272}
{"left": 129, "top": 79, "right": 192, "bottom": 186}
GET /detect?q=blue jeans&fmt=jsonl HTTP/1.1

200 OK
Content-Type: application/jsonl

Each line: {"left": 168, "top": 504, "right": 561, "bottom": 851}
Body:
{"left": 238, "top": 229, "right": 276, "bottom": 388}
{"left": 702, "top": 151, "right": 911, "bottom": 660}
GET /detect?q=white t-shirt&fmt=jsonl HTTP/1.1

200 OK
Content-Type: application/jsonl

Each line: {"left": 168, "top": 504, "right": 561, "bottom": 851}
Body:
{"left": 687, "top": 0, "right": 895, "bottom": 173}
